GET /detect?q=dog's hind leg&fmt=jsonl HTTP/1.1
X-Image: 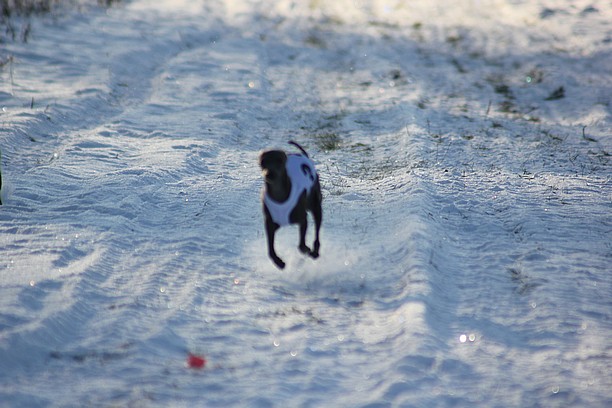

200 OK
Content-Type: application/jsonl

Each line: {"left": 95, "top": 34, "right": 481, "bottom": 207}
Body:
{"left": 309, "top": 179, "right": 322, "bottom": 259}
{"left": 310, "top": 203, "right": 321, "bottom": 259}
{"left": 298, "top": 216, "right": 312, "bottom": 256}
{"left": 291, "top": 192, "right": 312, "bottom": 257}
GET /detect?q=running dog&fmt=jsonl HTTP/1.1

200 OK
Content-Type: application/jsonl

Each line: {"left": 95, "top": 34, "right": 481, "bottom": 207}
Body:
{"left": 259, "top": 141, "right": 322, "bottom": 269}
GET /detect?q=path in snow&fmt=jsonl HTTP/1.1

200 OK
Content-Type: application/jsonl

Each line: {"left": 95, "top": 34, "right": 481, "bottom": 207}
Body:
{"left": 0, "top": 0, "right": 610, "bottom": 406}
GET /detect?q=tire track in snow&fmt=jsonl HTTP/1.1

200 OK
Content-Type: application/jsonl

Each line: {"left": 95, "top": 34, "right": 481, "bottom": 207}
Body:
{"left": 237, "top": 4, "right": 612, "bottom": 404}
{"left": 0, "top": 6, "right": 231, "bottom": 402}
{"left": 1, "top": 1, "right": 611, "bottom": 406}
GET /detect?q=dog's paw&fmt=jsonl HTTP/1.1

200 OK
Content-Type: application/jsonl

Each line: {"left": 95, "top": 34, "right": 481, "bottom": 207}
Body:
{"left": 272, "top": 256, "right": 286, "bottom": 269}
{"left": 299, "top": 244, "right": 312, "bottom": 255}
{"left": 309, "top": 250, "right": 319, "bottom": 259}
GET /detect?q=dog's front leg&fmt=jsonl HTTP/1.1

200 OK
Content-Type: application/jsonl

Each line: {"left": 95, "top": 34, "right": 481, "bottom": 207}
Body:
{"left": 265, "top": 212, "right": 285, "bottom": 269}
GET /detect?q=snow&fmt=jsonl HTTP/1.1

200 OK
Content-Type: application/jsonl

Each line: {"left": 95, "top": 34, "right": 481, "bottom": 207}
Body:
{"left": 1, "top": 0, "right": 611, "bottom": 406}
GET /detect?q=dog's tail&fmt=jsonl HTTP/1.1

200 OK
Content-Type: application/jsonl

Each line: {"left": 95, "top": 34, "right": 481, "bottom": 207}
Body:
{"left": 288, "top": 140, "right": 309, "bottom": 157}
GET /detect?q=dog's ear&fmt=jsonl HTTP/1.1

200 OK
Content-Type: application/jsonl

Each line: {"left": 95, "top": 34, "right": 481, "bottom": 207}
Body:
{"left": 259, "top": 151, "right": 271, "bottom": 169}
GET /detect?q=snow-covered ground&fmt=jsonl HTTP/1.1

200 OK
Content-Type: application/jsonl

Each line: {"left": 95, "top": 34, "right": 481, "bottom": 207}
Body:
{"left": 1, "top": 0, "right": 610, "bottom": 406}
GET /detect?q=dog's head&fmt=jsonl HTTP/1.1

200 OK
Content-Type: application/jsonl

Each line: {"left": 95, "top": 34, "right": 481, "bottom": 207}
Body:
{"left": 259, "top": 150, "right": 287, "bottom": 184}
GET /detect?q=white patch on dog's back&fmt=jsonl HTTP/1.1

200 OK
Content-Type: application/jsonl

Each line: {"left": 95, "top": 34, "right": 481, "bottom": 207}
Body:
{"left": 263, "top": 154, "right": 317, "bottom": 226}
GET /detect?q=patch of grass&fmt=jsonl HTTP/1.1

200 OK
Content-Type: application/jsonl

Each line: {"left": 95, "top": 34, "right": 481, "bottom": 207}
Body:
{"left": 487, "top": 73, "right": 514, "bottom": 98}
{"left": 545, "top": 86, "right": 565, "bottom": 101}
{"left": 2, "top": 0, "right": 120, "bottom": 44}
{"left": 446, "top": 34, "right": 463, "bottom": 48}
{"left": 368, "top": 20, "right": 399, "bottom": 29}
{"left": 498, "top": 100, "right": 518, "bottom": 114}
{"left": 508, "top": 267, "right": 543, "bottom": 295}
{"left": 314, "top": 132, "right": 341, "bottom": 151}
{"left": 494, "top": 84, "right": 513, "bottom": 98}
{"left": 542, "top": 129, "right": 565, "bottom": 143}
{"left": 451, "top": 58, "right": 467, "bottom": 74}
{"left": 1, "top": 0, "right": 120, "bottom": 23}
{"left": 348, "top": 142, "right": 371, "bottom": 153}
{"left": 304, "top": 33, "right": 327, "bottom": 49}
{"left": 0, "top": 54, "right": 12, "bottom": 67}
{"left": 1, "top": 0, "right": 55, "bottom": 17}
{"left": 417, "top": 98, "right": 428, "bottom": 109}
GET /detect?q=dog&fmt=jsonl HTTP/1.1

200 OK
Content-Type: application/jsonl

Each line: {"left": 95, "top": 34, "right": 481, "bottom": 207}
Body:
{"left": 259, "top": 141, "right": 322, "bottom": 269}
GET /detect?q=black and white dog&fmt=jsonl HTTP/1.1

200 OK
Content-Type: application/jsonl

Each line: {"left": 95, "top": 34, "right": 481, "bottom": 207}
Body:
{"left": 259, "top": 141, "right": 322, "bottom": 269}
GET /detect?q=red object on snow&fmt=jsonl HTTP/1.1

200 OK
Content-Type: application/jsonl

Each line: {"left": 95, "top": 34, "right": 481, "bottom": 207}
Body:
{"left": 187, "top": 353, "right": 206, "bottom": 369}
